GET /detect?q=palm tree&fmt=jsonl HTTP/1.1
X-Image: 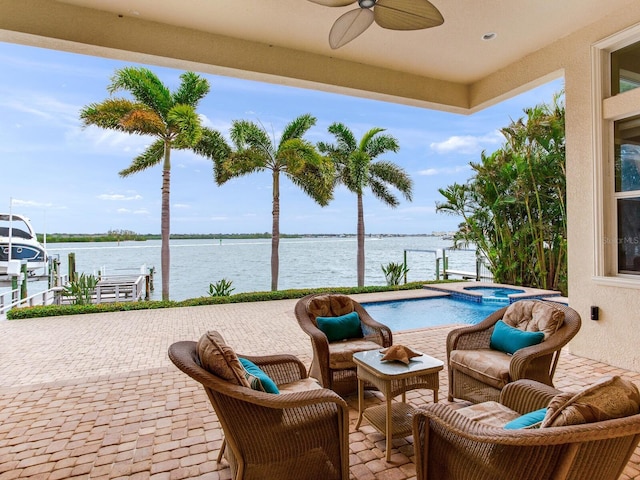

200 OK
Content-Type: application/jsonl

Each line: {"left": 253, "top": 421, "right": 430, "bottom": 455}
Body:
{"left": 319, "top": 123, "right": 413, "bottom": 287}
{"left": 215, "top": 114, "right": 334, "bottom": 291}
{"left": 80, "top": 67, "right": 229, "bottom": 300}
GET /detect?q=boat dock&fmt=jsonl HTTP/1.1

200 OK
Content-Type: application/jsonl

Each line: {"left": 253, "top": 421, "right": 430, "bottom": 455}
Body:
{"left": 1, "top": 264, "right": 154, "bottom": 319}
{"left": 93, "top": 274, "right": 148, "bottom": 303}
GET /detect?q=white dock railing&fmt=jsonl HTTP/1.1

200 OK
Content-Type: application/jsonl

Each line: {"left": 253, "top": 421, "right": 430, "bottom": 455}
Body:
{"left": 0, "top": 286, "right": 61, "bottom": 320}
{"left": 93, "top": 274, "right": 147, "bottom": 303}
{"left": 1, "top": 266, "right": 151, "bottom": 318}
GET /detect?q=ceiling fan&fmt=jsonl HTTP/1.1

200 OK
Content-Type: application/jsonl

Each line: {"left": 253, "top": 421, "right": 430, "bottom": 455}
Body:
{"left": 309, "top": 0, "right": 444, "bottom": 49}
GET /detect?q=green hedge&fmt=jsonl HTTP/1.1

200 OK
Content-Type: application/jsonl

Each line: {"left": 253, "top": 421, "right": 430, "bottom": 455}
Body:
{"left": 6, "top": 280, "right": 458, "bottom": 320}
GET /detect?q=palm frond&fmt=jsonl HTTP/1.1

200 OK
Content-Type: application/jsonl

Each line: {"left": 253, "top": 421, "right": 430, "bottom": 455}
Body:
{"left": 192, "top": 128, "right": 231, "bottom": 161}
{"left": 230, "top": 120, "right": 273, "bottom": 155}
{"left": 359, "top": 127, "right": 386, "bottom": 151}
{"left": 277, "top": 139, "right": 316, "bottom": 169}
{"left": 79, "top": 98, "right": 141, "bottom": 130}
{"left": 369, "top": 178, "right": 399, "bottom": 207}
{"left": 327, "top": 122, "right": 357, "bottom": 152}
{"left": 214, "top": 149, "right": 266, "bottom": 185}
{"left": 119, "top": 109, "right": 166, "bottom": 136}
{"left": 284, "top": 147, "right": 335, "bottom": 206}
{"left": 280, "top": 113, "right": 316, "bottom": 144}
{"left": 108, "top": 67, "right": 172, "bottom": 118}
{"left": 365, "top": 133, "right": 399, "bottom": 158}
{"left": 167, "top": 105, "right": 202, "bottom": 147}
{"left": 370, "top": 161, "right": 413, "bottom": 200}
{"left": 119, "top": 140, "right": 164, "bottom": 177}
{"left": 172, "top": 71, "right": 210, "bottom": 107}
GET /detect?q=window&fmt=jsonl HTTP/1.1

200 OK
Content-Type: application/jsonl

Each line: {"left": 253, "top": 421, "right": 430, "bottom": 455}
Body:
{"left": 593, "top": 28, "right": 640, "bottom": 283}
{"left": 613, "top": 91, "right": 640, "bottom": 276}
{"left": 611, "top": 42, "right": 640, "bottom": 95}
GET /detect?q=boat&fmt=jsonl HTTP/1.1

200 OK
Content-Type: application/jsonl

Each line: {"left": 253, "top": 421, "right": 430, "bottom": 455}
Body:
{"left": 0, "top": 213, "right": 47, "bottom": 275}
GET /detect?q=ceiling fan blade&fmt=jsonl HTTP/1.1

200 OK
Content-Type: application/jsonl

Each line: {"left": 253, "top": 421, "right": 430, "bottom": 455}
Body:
{"left": 329, "top": 8, "right": 374, "bottom": 49}
{"left": 374, "top": 0, "right": 444, "bottom": 30}
{"left": 308, "top": 0, "right": 355, "bottom": 6}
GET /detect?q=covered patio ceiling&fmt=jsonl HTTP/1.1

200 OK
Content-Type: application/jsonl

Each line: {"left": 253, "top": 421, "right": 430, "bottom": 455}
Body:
{"left": 0, "top": 0, "right": 635, "bottom": 112}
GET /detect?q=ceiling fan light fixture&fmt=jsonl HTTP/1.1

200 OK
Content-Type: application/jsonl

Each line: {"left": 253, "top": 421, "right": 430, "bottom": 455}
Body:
{"left": 358, "top": 0, "right": 377, "bottom": 8}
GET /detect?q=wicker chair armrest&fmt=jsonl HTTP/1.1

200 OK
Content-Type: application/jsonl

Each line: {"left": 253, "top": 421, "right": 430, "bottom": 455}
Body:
{"left": 509, "top": 328, "right": 577, "bottom": 382}
{"left": 238, "top": 353, "right": 308, "bottom": 385}
{"left": 351, "top": 301, "right": 392, "bottom": 346}
{"left": 228, "top": 382, "right": 349, "bottom": 410}
{"left": 361, "top": 319, "right": 393, "bottom": 346}
{"left": 500, "top": 379, "right": 560, "bottom": 414}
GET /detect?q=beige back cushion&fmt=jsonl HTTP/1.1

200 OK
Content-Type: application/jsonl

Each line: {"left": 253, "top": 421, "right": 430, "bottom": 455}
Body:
{"left": 502, "top": 301, "right": 564, "bottom": 339}
{"left": 197, "top": 330, "right": 250, "bottom": 387}
{"left": 307, "top": 294, "right": 354, "bottom": 322}
{"left": 541, "top": 376, "right": 640, "bottom": 427}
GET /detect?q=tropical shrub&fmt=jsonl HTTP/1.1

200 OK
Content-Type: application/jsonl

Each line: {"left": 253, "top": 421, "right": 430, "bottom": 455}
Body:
{"left": 436, "top": 93, "right": 567, "bottom": 294}
{"left": 63, "top": 273, "right": 99, "bottom": 305}
{"left": 208, "top": 279, "right": 235, "bottom": 297}
{"left": 381, "top": 262, "right": 409, "bottom": 286}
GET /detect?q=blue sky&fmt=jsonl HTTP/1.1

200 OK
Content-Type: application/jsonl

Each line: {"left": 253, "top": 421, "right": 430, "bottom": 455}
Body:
{"left": 1, "top": 41, "right": 564, "bottom": 235}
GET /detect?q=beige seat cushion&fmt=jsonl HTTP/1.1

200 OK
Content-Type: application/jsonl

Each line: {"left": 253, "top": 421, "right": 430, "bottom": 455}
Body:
{"left": 502, "top": 301, "right": 564, "bottom": 339}
{"left": 279, "top": 377, "right": 324, "bottom": 394}
{"left": 541, "top": 375, "right": 640, "bottom": 427}
{"left": 328, "top": 339, "right": 382, "bottom": 369}
{"left": 197, "top": 330, "right": 249, "bottom": 387}
{"left": 450, "top": 349, "right": 512, "bottom": 389}
{"left": 456, "top": 401, "right": 521, "bottom": 428}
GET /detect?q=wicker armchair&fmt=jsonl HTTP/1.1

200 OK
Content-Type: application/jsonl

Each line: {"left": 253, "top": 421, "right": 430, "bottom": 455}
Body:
{"left": 295, "top": 293, "right": 392, "bottom": 396}
{"left": 413, "top": 379, "right": 640, "bottom": 480}
{"left": 447, "top": 300, "right": 581, "bottom": 404}
{"left": 168, "top": 340, "right": 349, "bottom": 480}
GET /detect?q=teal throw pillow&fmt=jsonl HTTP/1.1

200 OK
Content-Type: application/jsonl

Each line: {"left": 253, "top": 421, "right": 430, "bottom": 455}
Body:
{"left": 504, "top": 408, "right": 548, "bottom": 429}
{"left": 490, "top": 320, "right": 545, "bottom": 355}
{"left": 316, "top": 311, "right": 362, "bottom": 342}
{"left": 239, "top": 357, "right": 279, "bottom": 394}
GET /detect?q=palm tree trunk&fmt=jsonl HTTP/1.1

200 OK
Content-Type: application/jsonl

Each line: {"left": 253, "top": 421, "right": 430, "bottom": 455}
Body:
{"left": 271, "top": 169, "right": 280, "bottom": 291}
{"left": 161, "top": 144, "right": 171, "bottom": 301}
{"left": 357, "top": 193, "right": 365, "bottom": 287}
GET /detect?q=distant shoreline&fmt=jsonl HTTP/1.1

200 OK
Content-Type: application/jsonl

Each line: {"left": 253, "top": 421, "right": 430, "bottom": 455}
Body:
{"left": 37, "top": 233, "right": 448, "bottom": 243}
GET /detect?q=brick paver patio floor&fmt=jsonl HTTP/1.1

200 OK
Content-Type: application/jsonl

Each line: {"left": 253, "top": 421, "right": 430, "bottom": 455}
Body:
{"left": 1, "top": 291, "right": 639, "bottom": 479}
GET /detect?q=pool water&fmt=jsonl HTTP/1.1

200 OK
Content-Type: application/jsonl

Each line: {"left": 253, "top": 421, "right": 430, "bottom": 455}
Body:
{"left": 362, "top": 296, "right": 504, "bottom": 332}
{"left": 463, "top": 286, "right": 525, "bottom": 298}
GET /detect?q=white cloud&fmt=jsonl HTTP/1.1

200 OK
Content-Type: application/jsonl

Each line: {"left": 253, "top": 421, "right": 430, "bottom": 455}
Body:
{"left": 98, "top": 193, "right": 143, "bottom": 201}
{"left": 0, "top": 90, "right": 81, "bottom": 129}
{"left": 116, "top": 208, "right": 149, "bottom": 215}
{"left": 173, "top": 203, "right": 190, "bottom": 209}
{"left": 199, "top": 113, "right": 232, "bottom": 133}
{"left": 417, "top": 165, "right": 471, "bottom": 176}
{"left": 68, "top": 125, "right": 151, "bottom": 153}
{"left": 430, "top": 131, "right": 503, "bottom": 155}
{"left": 11, "top": 199, "right": 55, "bottom": 208}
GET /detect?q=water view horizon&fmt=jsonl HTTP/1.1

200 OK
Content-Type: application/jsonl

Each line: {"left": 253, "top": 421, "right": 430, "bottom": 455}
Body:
{"left": 5, "top": 236, "right": 479, "bottom": 301}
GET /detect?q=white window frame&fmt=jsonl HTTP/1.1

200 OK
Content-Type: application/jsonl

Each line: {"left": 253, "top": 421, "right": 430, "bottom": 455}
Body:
{"left": 592, "top": 23, "right": 640, "bottom": 289}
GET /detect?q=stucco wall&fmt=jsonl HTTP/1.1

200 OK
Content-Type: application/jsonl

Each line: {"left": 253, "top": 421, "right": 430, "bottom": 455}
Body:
{"left": 562, "top": 8, "right": 640, "bottom": 371}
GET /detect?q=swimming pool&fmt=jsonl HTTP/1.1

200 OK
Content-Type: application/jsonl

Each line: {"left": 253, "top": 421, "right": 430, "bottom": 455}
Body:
{"left": 362, "top": 296, "right": 503, "bottom": 332}
{"left": 463, "top": 286, "right": 525, "bottom": 299}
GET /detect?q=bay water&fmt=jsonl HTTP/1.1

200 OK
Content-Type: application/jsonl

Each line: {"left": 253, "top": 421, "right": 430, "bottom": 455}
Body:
{"left": 9, "top": 236, "right": 478, "bottom": 301}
